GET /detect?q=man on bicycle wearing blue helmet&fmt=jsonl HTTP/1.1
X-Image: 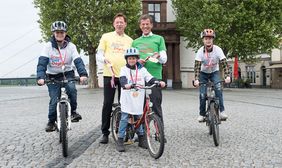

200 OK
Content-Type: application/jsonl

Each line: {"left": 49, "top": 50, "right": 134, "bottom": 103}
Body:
{"left": 37, "top": 21, "right": 88, "bottom": 132}
{"left": 194, "top": 29, "right": 230, "bottom": 122}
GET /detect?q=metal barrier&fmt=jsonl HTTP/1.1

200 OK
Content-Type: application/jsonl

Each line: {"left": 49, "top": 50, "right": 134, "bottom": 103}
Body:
{"left": 0, "top": 77, "right": 37, "bottom": 86}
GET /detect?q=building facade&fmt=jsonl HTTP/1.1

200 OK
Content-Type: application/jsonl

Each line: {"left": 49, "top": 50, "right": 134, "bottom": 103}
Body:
{"left": 97, "top": 0, "right": 281, "bottom": 89}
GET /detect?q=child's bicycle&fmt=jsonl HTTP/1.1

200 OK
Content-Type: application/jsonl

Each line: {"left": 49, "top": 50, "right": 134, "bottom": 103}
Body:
{"left": 111, "top": 82, "right": 165, "bottom": 159}
{"left": 46, "top": 78, "right": 78, "bottom": 157}
{"left": 193, "top": 80, "right": 226, "bottom": 146}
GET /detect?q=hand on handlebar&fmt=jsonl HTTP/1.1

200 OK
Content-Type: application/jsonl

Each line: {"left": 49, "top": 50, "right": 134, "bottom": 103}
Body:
{"left": 159, "top": 81, "right": 166, "bottom": 88}
{"left": 80, "top": 76, "right": 88, "bottom": 85}
{"left": 124, "top": 84, "right": 132, "bottom": 89}
{"left": 37, "top": 79, "right": 45, "bottom": 86}
{"left": 225, "top": 76, "right": 231, "bottom": 84}
{"left": 194, "top": 80, "right": 200, "bottom": 87}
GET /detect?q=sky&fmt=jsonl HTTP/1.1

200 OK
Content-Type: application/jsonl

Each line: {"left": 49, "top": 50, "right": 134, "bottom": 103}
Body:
{"left": 0, "top": 0, "right": 89, "bottom": 78}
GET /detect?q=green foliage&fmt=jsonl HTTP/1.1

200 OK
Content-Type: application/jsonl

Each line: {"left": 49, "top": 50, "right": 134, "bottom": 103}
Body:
{"left": 172, "top": 0, "right": 282, "bottom": 62}
{"left": 33, "top": 0, "right": 141, "bottom": 87}
{"left": 34, "top": 0, "right": 141, "bottom": 52}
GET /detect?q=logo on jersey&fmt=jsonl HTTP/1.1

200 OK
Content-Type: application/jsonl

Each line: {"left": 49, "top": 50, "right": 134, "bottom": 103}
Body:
{"left": 50, "top": 55, "right": 63, "bottom": 67}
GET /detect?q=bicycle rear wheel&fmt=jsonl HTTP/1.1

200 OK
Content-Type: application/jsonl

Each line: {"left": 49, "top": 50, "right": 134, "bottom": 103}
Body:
{"left": 210, "top": 102, "right": 219, "bottom": 146}
{"left": 111, "top": 106, "right": 121, "bottom": 143}
{"left": 145, "top": 113, "right": 164, "bottom": 159}
{"left": 59, "top": 103, "right": 68, "bottom": 157}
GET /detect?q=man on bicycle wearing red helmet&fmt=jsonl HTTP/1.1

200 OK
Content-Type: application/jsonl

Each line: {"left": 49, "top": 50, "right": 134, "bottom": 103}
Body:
{"left": 194, "top": 29, "right": 230, "bottom": 122}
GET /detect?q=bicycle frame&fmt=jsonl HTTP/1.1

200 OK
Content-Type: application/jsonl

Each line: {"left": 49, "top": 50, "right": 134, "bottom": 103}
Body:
{"left": 206, "top": 82, "right": 219, "bottom": 112}
{"left": 47, "top": 78, "right": 74, "bottom": 131}
{"left": 207, "top": 82, "right": 220, "bottom": 116}
{"left": 128, "top": 84, "right": 158, "bottom": 138}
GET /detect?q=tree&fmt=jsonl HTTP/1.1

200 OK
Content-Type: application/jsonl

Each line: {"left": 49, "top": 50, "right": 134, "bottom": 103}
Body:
{"left": 172, "top": 0, "right": 282, "bottom": 62}
{"left": 34, "top": 0, "right": 141, "bottom": 88}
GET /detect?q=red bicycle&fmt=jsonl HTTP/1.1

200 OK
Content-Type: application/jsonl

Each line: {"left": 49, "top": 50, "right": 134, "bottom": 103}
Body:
{"left": 111, "top": 82, "right": 165, "bottom": 159}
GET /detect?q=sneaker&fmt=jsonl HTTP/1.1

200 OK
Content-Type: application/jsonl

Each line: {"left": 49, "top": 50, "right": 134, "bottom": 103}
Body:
{"left": 197, "top": 115, "right": 205, "bottom": 122}
{"left": 219, "top": 111, "right": 228, "bottom": 120}
{"left": 71, "top": 112, "right": 82, "bottom": 122}
{"left": 45, "top": 121, "right": 56, "bottom": 132}
{"left": 138, "top": 135, "right": 148, "bottom": 149}
{"left": 99, "top": 135, "right": 109, "bottom": 144}
{"left": 116, "top": 138, "right": 125, "bottom": 152}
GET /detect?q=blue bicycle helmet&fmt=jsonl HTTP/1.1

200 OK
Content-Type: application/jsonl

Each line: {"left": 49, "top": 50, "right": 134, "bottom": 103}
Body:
{"left": 51, "top": 21, "right": 67, "bottom": 32}
{"left": 124, "top": 48, "right": 140, "bottom": 59}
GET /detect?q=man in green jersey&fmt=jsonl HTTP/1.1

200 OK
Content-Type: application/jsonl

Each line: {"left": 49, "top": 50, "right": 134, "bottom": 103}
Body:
{"left": 132, "top": 14, "right": 167, "bottom": 128}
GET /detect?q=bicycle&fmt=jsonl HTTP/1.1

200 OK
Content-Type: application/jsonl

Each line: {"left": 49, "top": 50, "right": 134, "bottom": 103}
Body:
{"left": 193, "top": 80, "right": 225, "bottom": 146}
{"left": 45, "top": 78, "right": 77, "bottom": 157}
{"left": 111, "top": 82, "right": 165, "bottom": 159}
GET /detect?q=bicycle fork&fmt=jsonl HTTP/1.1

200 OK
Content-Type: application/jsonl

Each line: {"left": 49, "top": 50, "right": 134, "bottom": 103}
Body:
{"left": 56, "top": 101, "right": 72, "bottom": 131}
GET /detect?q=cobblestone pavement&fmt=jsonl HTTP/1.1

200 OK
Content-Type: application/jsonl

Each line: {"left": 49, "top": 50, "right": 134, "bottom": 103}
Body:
{"left": 0, "top": 86, "right": 281, "bottom": 168}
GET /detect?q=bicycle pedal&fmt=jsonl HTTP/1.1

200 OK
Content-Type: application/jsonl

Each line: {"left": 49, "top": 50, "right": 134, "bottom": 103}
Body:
{"left": 220, "top": 118, "right": 227, "bottom": 121}
{"left": 71, "top": 119, "right": 79, "bottom": 122}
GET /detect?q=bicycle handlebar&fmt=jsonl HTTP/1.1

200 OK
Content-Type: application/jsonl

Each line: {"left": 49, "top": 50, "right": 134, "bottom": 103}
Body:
{"left": 192, "top": 80, "right": 225, "bottom": 87}
{"left": 45, "top": 77, "right": 79, "bottom": 85}
{"left": 125, "top": 81, "right": 162, "bottom": 90}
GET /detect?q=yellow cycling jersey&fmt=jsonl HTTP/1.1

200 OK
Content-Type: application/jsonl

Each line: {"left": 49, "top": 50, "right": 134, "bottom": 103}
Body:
{"left": 97, "top": 31, "right": 133, "bottom": 77}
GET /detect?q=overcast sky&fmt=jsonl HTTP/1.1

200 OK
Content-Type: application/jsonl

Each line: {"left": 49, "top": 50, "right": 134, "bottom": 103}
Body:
{"left": 0, "top": 0, "right": 88, "bottom": 78}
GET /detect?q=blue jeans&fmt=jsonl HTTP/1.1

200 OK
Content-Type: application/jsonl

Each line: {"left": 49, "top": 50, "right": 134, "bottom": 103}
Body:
{"left": 47, "top": 81, "right": 77, "bottom": 122}
{"left": 118, "top": 112, "right": 144, "bottom": 139}
{"left": 199, "top": 71, "right": 224, "bottom": 116}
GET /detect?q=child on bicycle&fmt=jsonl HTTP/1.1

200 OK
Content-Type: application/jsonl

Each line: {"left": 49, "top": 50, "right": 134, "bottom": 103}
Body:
{"left": 116, "top": 48, "right": 165, "bottom": 152}
{"left": 194, "top": 29, "right": 231, "bottom": 122}
{"left": 36, "top": 21, "right": 88, "bottom": 132}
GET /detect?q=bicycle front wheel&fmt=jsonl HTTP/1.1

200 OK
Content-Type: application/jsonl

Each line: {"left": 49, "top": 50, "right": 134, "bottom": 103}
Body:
{"left": 145, "top": 113, "right": 164, "bottom": 159}
{"left": 59, "top": 103, "right": 68, "bottom": 157}
{"left": 111, "top": 106, "right": 121, "bottom": 143}
{"left": 210, "top": 102, "right": 219, "bottom": 146}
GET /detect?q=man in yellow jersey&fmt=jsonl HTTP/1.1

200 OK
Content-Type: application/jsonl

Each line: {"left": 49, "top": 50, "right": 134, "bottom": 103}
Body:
{"left": 96, "top": 13, "right": 133, "bottom": 144}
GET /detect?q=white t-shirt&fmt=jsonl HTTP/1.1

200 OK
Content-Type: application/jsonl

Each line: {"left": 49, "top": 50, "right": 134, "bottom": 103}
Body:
{"left": 40, "top": 42, "right": 80, "bottom": 74}
{"left": 195, "top": 45, "right": 226, "bottom": 73}
{"left": 120, "top": 66, "right": 153, "bottom": 115}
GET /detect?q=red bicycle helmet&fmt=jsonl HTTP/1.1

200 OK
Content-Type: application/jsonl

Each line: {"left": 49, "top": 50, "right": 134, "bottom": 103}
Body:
{"left": 200, "top": 29, "right": 215, "bottom": 38}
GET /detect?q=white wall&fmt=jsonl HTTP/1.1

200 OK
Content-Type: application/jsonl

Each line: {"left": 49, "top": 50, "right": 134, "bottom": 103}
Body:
{"left": 179, "top": 37, "right": 196, "bottom": 88}
{"left": 167, "top": 0, "right": 176, "bottom": 22}
{"left": 271, "top": 48, "right": 281, "bottom": 62}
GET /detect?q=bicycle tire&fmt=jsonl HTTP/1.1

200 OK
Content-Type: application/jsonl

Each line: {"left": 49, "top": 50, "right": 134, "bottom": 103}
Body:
{"left": 145, "top": 113, "right": 165, "bottom": 159}
{"left": 208, "top": 112, "right": 212, "bottom": 135}
{"left": 210, "top": 102, "right": 219, "bottom": 146}
{"left": 60, "top": 103, "right": 68, "bottom": 157}
{"left": 111, "top": 106, "right": 121, "bottom": 143}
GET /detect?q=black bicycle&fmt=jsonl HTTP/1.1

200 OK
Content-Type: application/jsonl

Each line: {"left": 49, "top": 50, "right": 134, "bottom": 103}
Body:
{"left": 193, "top": 80, "right": 225, "bottom": 146}
{"left": 111, "top": 102, "right": 121, "bottom": 143}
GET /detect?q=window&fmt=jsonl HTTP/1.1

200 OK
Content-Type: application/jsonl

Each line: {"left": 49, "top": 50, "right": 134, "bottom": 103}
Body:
{"left": 246, "top": 66, "right": 256, "bottom": 83}
{"left": 148, "top": 3, "right": 161, "bottom": 22}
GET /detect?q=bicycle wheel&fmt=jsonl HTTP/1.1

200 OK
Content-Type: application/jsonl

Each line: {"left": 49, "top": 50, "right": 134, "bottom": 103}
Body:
{"left": 145, "top": 113, "right": 164, "bottom": 159}
{"left": 111, "top": 106, "right": 121, "bottom": 143}
{"left": 207, "top": 112, "right": 212, "bottom": 135}
{"left": 210, "top": 102, "right": 219, "bottom": 146}
{"left": 59, "top": 103, "right": 68, "bottom": 157}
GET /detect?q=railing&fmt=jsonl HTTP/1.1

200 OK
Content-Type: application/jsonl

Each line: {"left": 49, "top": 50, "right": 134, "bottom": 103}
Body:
{"left": 0, "top": 77, "right": 37, "bottom": 86}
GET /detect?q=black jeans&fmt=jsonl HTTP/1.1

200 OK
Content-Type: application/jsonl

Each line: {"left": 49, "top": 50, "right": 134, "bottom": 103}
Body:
{"left": 150, "top": 87, "right": 163, "bottom": 123}
{"left": 101, "top": 76, "right": 121, "bottom": 136}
